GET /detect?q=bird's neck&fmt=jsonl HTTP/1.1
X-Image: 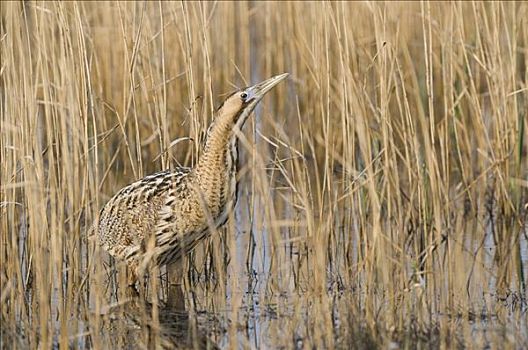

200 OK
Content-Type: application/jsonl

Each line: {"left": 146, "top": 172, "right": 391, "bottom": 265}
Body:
{"left": 194, "top": 116, "right": 239, "bottom": 210}
{"left": 196, "top": 121, "right": 235, "bottom": 171}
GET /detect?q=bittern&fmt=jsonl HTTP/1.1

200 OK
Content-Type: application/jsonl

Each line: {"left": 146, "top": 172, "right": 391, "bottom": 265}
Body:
{"left": 93, "top": 73, "right": 289, "bottom": 290}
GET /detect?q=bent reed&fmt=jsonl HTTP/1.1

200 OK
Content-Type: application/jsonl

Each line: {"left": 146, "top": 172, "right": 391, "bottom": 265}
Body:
{"left": 1, "top": 2, "right": 527, "bottom": 349}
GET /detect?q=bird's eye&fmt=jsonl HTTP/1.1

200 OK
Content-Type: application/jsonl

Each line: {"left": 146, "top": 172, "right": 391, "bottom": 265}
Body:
{"left": 240, "top": 92, "right": 248, "bottom": 100}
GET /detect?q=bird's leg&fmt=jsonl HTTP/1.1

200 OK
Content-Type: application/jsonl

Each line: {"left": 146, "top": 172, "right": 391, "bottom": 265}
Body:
{"left": 126, "top": 267, "right": 139, "bottom": 298}
{"left": 166, "top": 262, "right": 185, "bottom": 310}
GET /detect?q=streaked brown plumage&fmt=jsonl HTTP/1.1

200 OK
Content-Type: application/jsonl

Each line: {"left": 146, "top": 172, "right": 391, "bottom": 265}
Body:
{"left": 93, "top": 73, "right": 289, "bottom": 288}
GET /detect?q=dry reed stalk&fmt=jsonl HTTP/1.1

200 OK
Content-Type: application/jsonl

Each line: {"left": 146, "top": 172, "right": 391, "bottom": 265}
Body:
{"left": 1, "top": 1, "right": 526, "bottom": 349}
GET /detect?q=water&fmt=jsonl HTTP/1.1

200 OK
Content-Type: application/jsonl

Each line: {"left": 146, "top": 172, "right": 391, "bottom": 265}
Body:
{"left": 3, "top": 185, "right": 527, "bottom": 349}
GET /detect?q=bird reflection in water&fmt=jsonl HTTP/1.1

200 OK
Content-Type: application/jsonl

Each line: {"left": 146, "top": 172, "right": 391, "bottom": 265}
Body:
{"left": 99, "top": 290, "right": 219, "bottom": 350}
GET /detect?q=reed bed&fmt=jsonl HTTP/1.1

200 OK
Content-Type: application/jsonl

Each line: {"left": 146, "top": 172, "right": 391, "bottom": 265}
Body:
{"left": 1, "top": 1, "right": 527, "bottom": 349}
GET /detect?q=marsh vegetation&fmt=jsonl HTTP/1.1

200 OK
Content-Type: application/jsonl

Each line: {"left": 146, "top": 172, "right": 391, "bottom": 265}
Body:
{"left": 1, "top": 2, "right": 527, "bottom": 349}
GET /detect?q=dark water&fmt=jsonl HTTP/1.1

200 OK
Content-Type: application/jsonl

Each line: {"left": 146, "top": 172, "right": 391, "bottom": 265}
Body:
{"left": 93, "top": 202, "right": 528, "bottom": 349}
{"left": 3, "top": 190, "right": 527, "bottom": 349}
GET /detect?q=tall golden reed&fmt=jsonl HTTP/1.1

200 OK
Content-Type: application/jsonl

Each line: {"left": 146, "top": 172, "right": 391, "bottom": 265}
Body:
{"left": 1, "top": 2, "right": 526, "bottom": 348}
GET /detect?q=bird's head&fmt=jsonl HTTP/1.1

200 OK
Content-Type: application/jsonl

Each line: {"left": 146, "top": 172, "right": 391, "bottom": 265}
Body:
{"left": 214, "top": 73, "right": 289, "bottom": 131}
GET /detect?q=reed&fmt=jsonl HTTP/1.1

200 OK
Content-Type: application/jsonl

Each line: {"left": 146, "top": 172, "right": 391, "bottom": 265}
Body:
{"left": 1, "top": 1, "right": 527, "bottom": 348}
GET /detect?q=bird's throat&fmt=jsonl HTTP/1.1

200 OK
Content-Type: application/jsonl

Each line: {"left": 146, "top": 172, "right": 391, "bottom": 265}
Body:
{"left": 194, "top": 123, "right": 239, "bottom": 222}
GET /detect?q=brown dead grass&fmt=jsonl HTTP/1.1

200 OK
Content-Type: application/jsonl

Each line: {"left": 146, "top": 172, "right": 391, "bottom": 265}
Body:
{"left": 1, "top": 2, "right": 527, "bottom": 349}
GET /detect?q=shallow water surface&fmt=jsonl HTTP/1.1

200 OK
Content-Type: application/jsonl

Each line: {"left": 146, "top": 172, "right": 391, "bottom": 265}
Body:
{"left": 92, "top": 192, "right": 528, "bottom": 349}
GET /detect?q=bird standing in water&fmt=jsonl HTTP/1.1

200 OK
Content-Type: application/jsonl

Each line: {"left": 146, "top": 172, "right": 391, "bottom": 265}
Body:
{"left": 93, "top": 73, "right": 289, "bottom": 291}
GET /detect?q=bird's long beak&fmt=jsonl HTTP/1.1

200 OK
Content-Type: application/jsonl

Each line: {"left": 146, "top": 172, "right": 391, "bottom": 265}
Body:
{"left": 233, "top": 73, "right": 289, "bottom": 130}
{"left": 245, "top": 73, "right": 289, "bottom": 103}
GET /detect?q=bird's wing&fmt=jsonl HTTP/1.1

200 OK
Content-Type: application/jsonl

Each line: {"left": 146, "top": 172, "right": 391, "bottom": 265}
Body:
{"left": 96, "top": 169, "right": 190, "bottom": 263}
